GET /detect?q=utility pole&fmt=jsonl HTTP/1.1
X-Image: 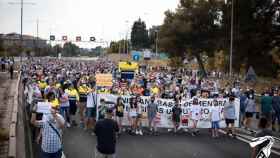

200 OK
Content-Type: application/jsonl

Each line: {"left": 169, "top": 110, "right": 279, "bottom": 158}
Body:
{"left": 229, "top": 0, "right": 234, "bottom": 77}
{"left": 155, "top": 30, "right": 158, "bottom": 59}
{"left": 8, "top": 0, "right": 36, "bottom": 56}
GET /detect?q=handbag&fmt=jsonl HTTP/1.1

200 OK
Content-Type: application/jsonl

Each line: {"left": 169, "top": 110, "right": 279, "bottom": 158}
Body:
{"left": 48, "top": 122, "right": 66, "bottom": 158}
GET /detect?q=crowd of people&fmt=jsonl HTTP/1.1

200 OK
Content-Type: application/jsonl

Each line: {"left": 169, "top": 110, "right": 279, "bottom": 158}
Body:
{"left": 20, "top": 58, "right": 279, "bottom": 158}
{"left": 1, "top": 56, "right": 15, "bottom": 79}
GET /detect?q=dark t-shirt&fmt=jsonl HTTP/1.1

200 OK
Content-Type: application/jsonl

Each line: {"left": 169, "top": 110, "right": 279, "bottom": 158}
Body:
{"left": 94, "top": 118, "right": 119, "bottom": 155}
{"left": 172, "top": 106, "right": 182, "bottom": 118}
{"left": 115, "top": 103, "right": 125, "bottom": 117}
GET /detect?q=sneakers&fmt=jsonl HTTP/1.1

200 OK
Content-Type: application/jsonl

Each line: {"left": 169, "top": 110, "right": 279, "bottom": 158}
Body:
{"left": 139, "top": 130, "right": 143, "bottom": 136}
{"left": 66, "top": 123, "right": 71, "bottom": 128}
{"left": 135, "top": 130, "right": 139, "bottom": 135}
{"left": 167, "top": 129, "right": 172, "bottom": 132}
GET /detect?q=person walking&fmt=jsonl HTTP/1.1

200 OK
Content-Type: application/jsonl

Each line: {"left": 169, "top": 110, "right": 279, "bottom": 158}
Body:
{"left": 224, "top": 96, "right": 236, "bottom": 137}
{"left": 172, "top": 99, "right": 182, "bottom": 134}
{"left": 244, "top": 94, "right": 256, "bottom": 130}
{"left": 94, "top": 108, "right": 119, "bottom": 158}
{"left": 190, "top": 97, "right": 202, "bottom": 136}
{"left": 9, "top": 62, "right": 14, "bottom": 79}
{"left": 31, "top": 92, "right": 65, "bottom": 158}
{"left": 272, "top": 91, "right": 280, "bottom": 132}
{"left": 147, "top": 96, "right": 159, "bottom": 135}
{"left": 261, "top": 91, "right": 273, "bottom": 122}
{"left": 114, "top": 97, "right": 125, "bottom": 134}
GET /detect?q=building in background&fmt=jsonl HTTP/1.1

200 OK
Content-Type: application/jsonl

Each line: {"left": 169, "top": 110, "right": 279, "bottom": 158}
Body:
{"left": 0, "top": 33, "right": 47, "bottom": 49}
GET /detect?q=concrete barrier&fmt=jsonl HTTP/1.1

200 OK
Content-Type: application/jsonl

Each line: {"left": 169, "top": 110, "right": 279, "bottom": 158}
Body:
{"left": 8, "top": 71, "right": 21, "bottom": 158}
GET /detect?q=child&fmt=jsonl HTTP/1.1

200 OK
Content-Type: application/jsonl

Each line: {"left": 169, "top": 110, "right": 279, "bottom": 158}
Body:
{"left": 190, "top": 97, "right": 202, "bottom": 136}
{"left": 210, "top": 99, "right": 221, "bottom": 138}
{"left": 172, "top": 99, "right": 182, "bottom": 134}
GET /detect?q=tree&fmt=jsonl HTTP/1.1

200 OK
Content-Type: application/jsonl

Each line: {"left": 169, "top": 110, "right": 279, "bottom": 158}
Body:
{"left": 62, "top": 42, "right": 80, "bottom": 57}
{"left": 131, "top": 18, "right": 149, "bottom": 50}
{"left": 108, "top": 40, "right": 130, "bottom": 54}
{"left": 159, "top": 0, "right": 222, "bottom": 77}
{"left": 108, "top": 41, "right": 119, "bottom": 53}
{"left": 222, "top": 0, "right": 280, "bottom": 76}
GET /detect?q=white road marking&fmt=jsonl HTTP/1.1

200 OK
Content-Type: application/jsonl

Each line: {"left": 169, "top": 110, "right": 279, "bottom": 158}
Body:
{"left": 219, "top": 129, "right": 280, "bottom": 156}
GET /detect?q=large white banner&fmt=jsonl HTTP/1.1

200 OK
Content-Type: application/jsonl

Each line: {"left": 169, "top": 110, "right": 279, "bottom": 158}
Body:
{"left": 97, "top": 94, "right": 240, "bottom": 128}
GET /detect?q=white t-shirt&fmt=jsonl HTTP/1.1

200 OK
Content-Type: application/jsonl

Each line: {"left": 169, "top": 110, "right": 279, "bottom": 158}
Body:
{"left": 86, "top": 93, "right": 96, "bottom": 108}
{"left": 190, "top": 105, "right": 202, "bottom": 120}
{"left": 129, "top": 108, "right": 137, "bottom": 117}
{"left": 210, "top": 106, "right": 221, "bottom": 122}
{"left": 60, "top": 93, "right": 69, "bottom": 107}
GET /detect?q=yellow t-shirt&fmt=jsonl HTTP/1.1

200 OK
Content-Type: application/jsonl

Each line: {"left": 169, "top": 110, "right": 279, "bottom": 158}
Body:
{"left": 151, "top": 87, "right": 159, "bottom": 95}
{"left": 50, "top": 98, "right": 60, "bottom": 108}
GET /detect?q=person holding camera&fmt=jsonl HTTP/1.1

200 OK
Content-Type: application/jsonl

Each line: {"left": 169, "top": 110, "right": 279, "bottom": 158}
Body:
{"left": 31, "top": 92, "right": 65, "bottom": 158}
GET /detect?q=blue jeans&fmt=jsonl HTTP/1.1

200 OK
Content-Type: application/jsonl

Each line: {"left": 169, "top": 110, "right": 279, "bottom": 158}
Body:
{"left": 41, "top": 149, "right": 62, "bottom": 158}
{"left": 60, "top": 107, "right": 70, "bottom": 123}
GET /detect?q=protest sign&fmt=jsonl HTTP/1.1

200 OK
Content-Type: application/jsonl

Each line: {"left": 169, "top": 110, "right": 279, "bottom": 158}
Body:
{"left": 95, "top": 74, "right": 113, "bottom": 87}
{"left": 37, "top": 102, "right": 52, "bottom": 114}
{"left": 96, "top": 94, "right": 240, "bottom": 128}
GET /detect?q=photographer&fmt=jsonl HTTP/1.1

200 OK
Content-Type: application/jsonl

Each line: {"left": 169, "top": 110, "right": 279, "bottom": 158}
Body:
{"left": 31, "top": 92, "right": 65, "bottom": 158}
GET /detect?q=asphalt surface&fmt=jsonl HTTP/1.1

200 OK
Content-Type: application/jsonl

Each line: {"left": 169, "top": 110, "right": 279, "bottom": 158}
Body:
{"left": 61, "top": 127, "right": 278, "bottom": 158}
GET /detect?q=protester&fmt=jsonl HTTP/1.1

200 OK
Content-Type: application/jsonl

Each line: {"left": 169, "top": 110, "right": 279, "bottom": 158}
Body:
{"left": 98, "top": 99, "right": 107, "bottom": 120}
{"left": 115, "top": 97, "right": 125, "bottom": 134}
{"left": 210, "top": 99, "right": 222, "bottom": 138}
{"left": 9, "top": 62, "right": 14, "bottom": 79}
{"left": 31, "top": 92, "right": 65, "bottom": 158}
{"left": 1, "top": 57, "right": 5, "bottom": 72}
{"left": 261, "top": 91, "right": 273, "bottom": 122}
{"left": 244, "top": 94, "right": 256, "bottom": 130}
{"left": 224, "top": 96, "right": 236, "bottom": 137}
{"left": 272, "top": 91, "right": 280, "bottom": 132}
{"left": 147, "top": 96, "right": 159, "bottom": 135}
{"left": 128, "top": 97, "right": 138, "bottom": 135}
{"left": 65, "top": 83, "right": 79, "bottom": 126}
{"left": 85, "top": 88, "right": 96, "bottom": 131}
{"left": 59, "top": 86, "right": 70, "bottom": 128}
{"left": 78, "top": 80, "right": 91, "bottom": 127}
{"left": 172, "top": 99, "right": 182, "bottom": 134}
{"left": 136, "top": 96, "right": 143, "bottom": 135}
{"left": 190, "top": 97, "right": 202, "bottom": 136}
{"left": 94, "top": 108, "right": 119, "bottom": 158}
{"left": 239, "top": 92, "right": 247, "bottom": 127}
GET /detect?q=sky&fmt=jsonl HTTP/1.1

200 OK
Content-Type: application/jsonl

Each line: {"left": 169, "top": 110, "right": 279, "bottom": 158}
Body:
{"left": 0, "top": 0, "right": 179, "bottom": 48}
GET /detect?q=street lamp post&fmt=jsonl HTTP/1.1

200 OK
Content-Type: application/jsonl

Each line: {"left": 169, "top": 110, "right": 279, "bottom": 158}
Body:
{"left": 8, "top": 0, "right": 36, "bottom": 56}
{"left": 155, "top": 30, "right": 158, "bottom": 59}
{"left": 229, "top": 0, "right": 234, "bottom": 78}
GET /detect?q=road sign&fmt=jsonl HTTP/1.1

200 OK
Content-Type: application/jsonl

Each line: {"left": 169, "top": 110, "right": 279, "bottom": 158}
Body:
{"left": 95, "top": 74, "right": 113, "bottom": 87}
{"left": 62, "top": 36, "right": 67, "bottom": 41}
{"left": 50, "top": 35, "right": 55, "bottom": 41}
{"left": 76, "top": 36, "right": 82, "bottom": 42}
{"left": 132, "top": 51, "right": 141, "bottom": 61}
{"left": 90, "top": 37, "right": 96, "bottom": 42}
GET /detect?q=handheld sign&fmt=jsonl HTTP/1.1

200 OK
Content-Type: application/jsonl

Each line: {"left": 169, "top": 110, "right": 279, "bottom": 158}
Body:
{"left": 37, "top": 102, "right": 52, "bottom": 114}
{"left": 95, "top": 74, "right": 113, "bottom": 87}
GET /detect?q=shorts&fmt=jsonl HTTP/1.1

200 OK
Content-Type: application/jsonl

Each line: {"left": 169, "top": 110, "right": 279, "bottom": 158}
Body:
{"left": 137, "top": 114, "right": 142, "bottom": 119}
{"left": 129, "top": 111, "right": 137, "bottom": 118}
{"left": 86, "top": 107, "right": 96, "bottom": 118}
{"left": 172, "top": 115, "right": 180, "bottom": 123}
{"left": 116, "top": 113, "right": 124, "bottom": 118}
{"left": 79, "top": 96, "right": 87, "bottom": 103}
{"left": 212, "top": 121, "right": 220, "bottom": 129}
{"left": 69, "top": 100, "right": 77, "bottom": 115}
{"left": 225, "top": 119, "right": 235, "bottom": 125}
{"left": 245, "top": 112, "right": 253, "bottom": 118}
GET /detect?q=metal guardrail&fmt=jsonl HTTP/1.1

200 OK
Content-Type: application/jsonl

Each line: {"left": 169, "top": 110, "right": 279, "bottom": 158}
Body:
{"left": 8, "top": 71, "right": 21, "bottom": 158}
